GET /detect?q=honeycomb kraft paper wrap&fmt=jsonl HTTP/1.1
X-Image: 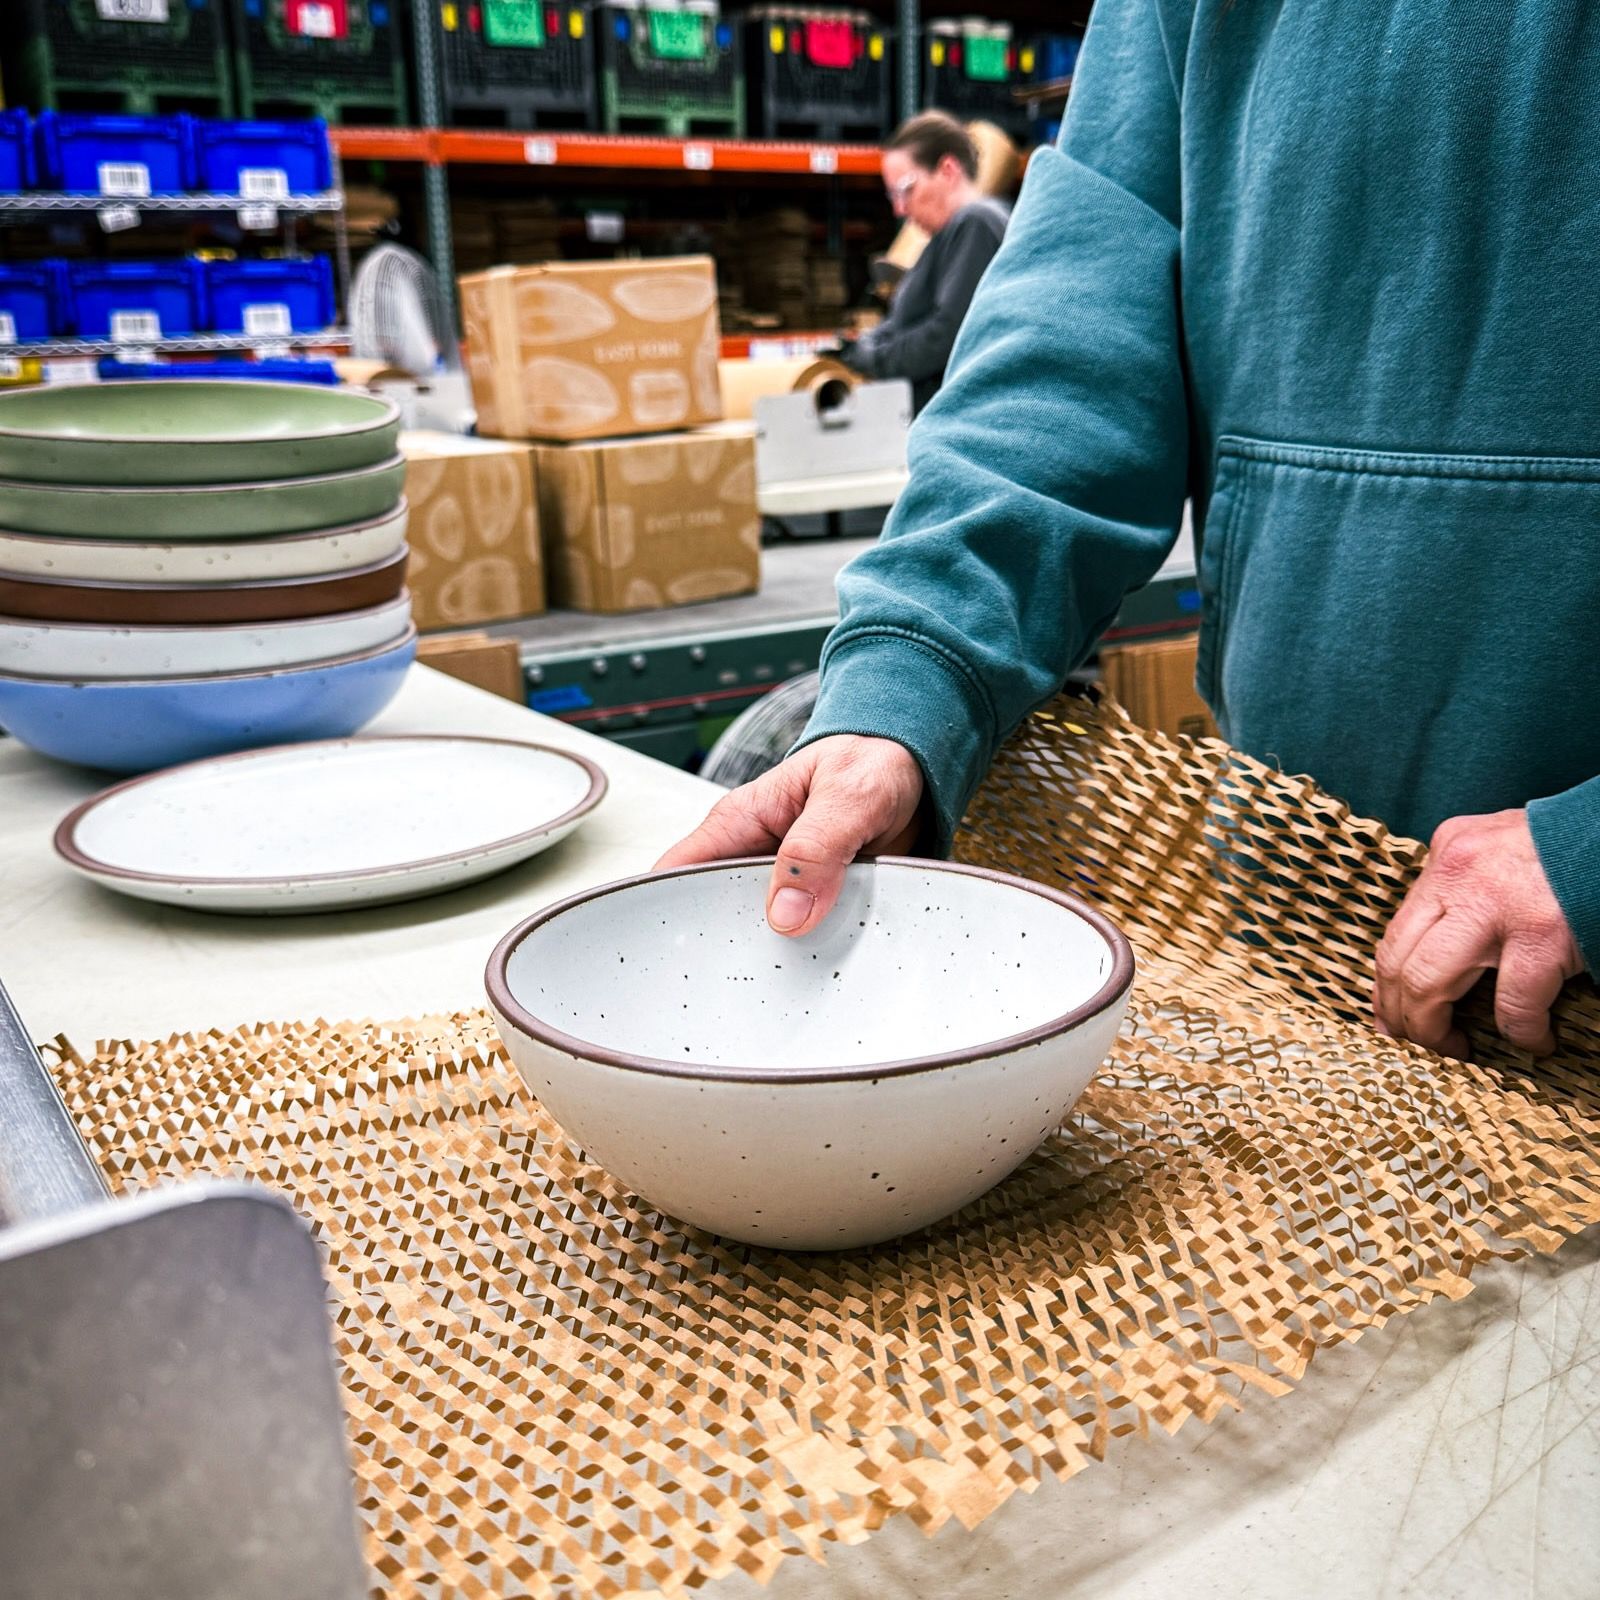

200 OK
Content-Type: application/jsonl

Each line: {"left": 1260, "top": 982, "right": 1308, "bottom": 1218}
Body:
{"left": 47, "top": 696, "right": 1600, "bottom": 1599}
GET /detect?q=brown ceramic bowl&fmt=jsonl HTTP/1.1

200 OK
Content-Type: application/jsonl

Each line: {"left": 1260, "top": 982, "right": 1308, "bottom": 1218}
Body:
{"left": 0, "top": 549, "right": 409, "bottom": 626}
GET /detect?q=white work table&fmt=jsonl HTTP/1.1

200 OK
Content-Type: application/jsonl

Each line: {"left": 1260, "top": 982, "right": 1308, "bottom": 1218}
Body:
{"left": 2, "top": 664, "right": 1595, "bottom": 1598}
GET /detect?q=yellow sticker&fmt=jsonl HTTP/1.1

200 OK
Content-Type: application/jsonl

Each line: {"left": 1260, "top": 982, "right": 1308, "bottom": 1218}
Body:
{"left": 770, "top": 24, "right": 784, "bottom": 52}
{"left": 441, "top": 1, "right": 458, "bottom": 29}
{"left": 1020, "top": 47, "right": 1035, "bottom": 72}
{"left": 868, "top": 33, "right": 883, "bottom": 60}
{"left": 930, "top": 40, "right": 945, "bottom": 66}
{"left": 569, "top": 9, "right": 584, "bottom": 36}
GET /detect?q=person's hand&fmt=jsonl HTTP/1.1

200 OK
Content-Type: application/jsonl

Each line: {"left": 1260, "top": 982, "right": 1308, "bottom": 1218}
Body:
{"left": 654, "top": 735, "right": 926, "bottom": 937}
{"left": 1373, "top": 809, "right": 1583, "bottom": 1058}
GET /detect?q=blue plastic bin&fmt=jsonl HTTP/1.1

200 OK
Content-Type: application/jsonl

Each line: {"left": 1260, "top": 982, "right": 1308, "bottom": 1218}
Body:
{"left": 97, "top": 358, "right": 341, "bottom": 384}
{"left": 0, "top": 111, "right": 32, "bottom": 193}
{"left": 193, "top": 119, "right": 334, "bottom": 196}
{"left": 66, "top": 260, "right": 206, "bottom": 342}
{"left": 205, "top": 257, "right": 336, "bottom": 336}
{"left": 1028, "top": 33, "right": 1081, "bottom": 83}
{"left": 0, "top": 263, "right": 67, "bottom": 344}
{"left": 34, "top": 112, "right": 195, "bottom": 196}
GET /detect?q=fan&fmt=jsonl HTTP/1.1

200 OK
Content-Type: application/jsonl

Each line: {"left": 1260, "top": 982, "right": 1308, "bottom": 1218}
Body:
{"left": 348, "top": 242, "right": 475, "bottom": 433}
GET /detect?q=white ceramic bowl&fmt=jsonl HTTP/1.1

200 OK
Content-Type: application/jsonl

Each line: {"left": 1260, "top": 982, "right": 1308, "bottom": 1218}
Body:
{"left": 486, "top": 857, "right": 1134, "bottom": 1251}
{"left": 0, "top": 502, "right": 409, "bottom": 585}
{"left": 0, "top": 593, "right": 412, "bottom": 679}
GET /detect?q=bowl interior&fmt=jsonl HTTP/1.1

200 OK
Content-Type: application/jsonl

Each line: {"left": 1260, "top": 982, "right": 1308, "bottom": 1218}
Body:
{"left": 0, "top": 381, "right": 393, "bottom": 445}
{"left": 500, "top": 861, "right": 1124, "bottom": 1074}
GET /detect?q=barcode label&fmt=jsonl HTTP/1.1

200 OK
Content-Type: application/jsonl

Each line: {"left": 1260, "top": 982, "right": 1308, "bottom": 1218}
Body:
{"left": 97, "top": 203, "right": 141, "bottom": 232}
{"left": 97, "top": 163, "right": 151, "bottom": 198}
{"left": 0, "top": 314, "right": 15, "bottom": 346}
{"left": 683, "top": 143, "right": 714, "bottom": 171}
{"left": 95, "top": 0, "right": 169, "bottom": 19}
{"left": 809, "top": 147, "right": 839, "bottom": 175}
{"left": 237, "top": 203, "right": 279, "bottom": 232}
{"left": 243, "top": 303, "right": 293, "bottom": 337}
{"left": 524, "top": 137, "right": 557, "bottom": 165}
{"left": 239, "top": 168, "right": 290, "bottom": 200}
{"left": 109, "top": 310, "right": 162, "bottom": 343}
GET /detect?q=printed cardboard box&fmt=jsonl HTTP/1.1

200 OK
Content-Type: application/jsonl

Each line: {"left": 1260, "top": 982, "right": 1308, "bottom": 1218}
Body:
{"left": 532, "top": 428, "right": 760, "bottom": 614}
{"left": 415, "top": 633, "right": 526, "bottom": 703}
{"left": 459, "top": 256, "right": 724, "bottom": 443}
{"left": 1099, "top": 633, "right": 1217, "bottom": 741}
{"left": 400, "top": 430, "right": 546, "bottom": 631}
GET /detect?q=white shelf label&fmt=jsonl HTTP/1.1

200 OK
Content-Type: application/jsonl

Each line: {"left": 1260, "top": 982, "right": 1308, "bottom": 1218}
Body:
{"left": 585, "top": 210, "right": 624, "bottom": 243}
{"left": 239, "top": 167, "right": 290, "bottom": 200}
{"left": 683, "top": 143, "right": 714, "bottom": 171}
{"left": 97, "top": 163, "right": 151, "bottom": 198}
{"left": 524, "top": 137, "right": 557, "bottom": 166}
{"left": 0, "top": 313, "right": 15, "bottom": 347}
{"left": 112, "top": 346, "right": 160, "bottom": 364}
{"left": 0, "top": 356, "right": 21, "bottom": 380}
{"left": 243, "top": 303, "right": 293, "bottom": 337}
{"left": 110, "top": 310, "right": 162, "bottom": 344}
{"left": 95, "top": 0, "right": 169, "bottom": 20}
{"left": 808, "top": 147, "right": 839, "bottom": 175}
{"left": 97, "top": 203, "right": 141, "bottom": 232}
{"left": 44, "top": 361, "right": 99, "bottom": 386}
{"left": 237, "top": 203, "right": 280, "bottom": 232}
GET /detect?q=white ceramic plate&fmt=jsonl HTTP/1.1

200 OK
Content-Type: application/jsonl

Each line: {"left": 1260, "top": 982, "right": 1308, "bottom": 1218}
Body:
{"left": 0, "top": 594, "right": 413, "bottom": 679}
{"left": 0, "top": 502, "right": 409, "bottom": 585}
{"left": 54, "top": 735, "right": 608, "bottom": 913}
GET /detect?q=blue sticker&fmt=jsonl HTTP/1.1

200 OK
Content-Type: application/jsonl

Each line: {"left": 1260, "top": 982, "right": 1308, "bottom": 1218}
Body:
{"left": 371, "top": 1, "right": 388, "bottom": 21}
{"left": 529, "top": 684, "right": 595, "bottom": 714}
{"left": 1177, "top": 585, "right": 1202, "bottom": 614}
{"left": 715, "top": 23, "right": 731, "bottom": 46}
{"left": 614, "top": 16, "right": 629, "bottom": 39}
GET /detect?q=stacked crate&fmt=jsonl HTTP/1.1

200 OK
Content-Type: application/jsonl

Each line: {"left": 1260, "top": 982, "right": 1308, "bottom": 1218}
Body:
{"left": 0, "top": 0, "right": 234, "bottom": 116}
{"left": 436, "top": 0, "right": 597, "bottom": 129}
{"left": 595, "top": 0, "right": 742, "bottom": 137}
{"left": 923, "top": 18, "right": 1028, "bottom": 137}
{"left": 743, "top": 7, "right": 889, "bottom": 142}
{"left": 229, "top": 0, "right": 409, "bottom": 124}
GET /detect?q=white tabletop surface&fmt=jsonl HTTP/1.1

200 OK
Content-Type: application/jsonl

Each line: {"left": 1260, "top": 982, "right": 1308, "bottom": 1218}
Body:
{"left": 3, "top": 664, "right": 1595, "bottom": 1598}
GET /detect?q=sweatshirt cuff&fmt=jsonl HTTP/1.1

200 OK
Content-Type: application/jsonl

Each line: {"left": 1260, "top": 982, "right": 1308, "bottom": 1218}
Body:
{"left": 1527, "top": 776, "right": 1600, "bottom": 976}
{"left": 789, "top": 631, "right": 995, "bottom": 857}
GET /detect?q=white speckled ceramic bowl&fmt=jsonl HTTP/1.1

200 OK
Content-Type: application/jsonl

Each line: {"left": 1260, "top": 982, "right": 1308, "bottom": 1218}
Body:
{"left": 486, "top": 857, "right": 1134, "bottom": 1251}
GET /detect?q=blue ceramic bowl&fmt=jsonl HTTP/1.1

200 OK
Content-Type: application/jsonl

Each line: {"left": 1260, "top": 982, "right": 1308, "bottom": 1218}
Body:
{"left": 0, "top": 629, "right": 416, "bottom": 773}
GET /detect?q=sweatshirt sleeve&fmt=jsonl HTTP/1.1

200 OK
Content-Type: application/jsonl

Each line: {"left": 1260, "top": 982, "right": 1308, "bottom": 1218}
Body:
{"left": 794, "top": 0, "right": 1197, "bottom": 853}
{"left": 850, "top": 212, "right": 1004, "bottom": 384}
{"left": 1527, "top": 778, "right": 1600, "bottom": 976}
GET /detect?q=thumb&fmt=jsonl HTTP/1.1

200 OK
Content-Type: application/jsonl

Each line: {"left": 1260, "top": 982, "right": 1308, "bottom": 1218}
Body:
{"left": 765, "top": 768, "right": 912, "bottom": 938}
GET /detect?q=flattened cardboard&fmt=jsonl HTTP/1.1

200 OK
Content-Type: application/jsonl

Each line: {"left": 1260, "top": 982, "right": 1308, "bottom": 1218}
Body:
{"left": 460, "top": 256, "right": 724, "bottom": 443}
{"left": 400, "top": 430, "right": 545, "bottom": 632}
{"left": 415, "top": 632, "right": 525, "bottom": 703}
{"left": 532, "top": 428, "right": 760, "bottom": 613}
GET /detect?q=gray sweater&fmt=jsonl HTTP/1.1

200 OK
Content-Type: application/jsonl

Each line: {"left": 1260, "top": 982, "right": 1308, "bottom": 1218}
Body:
{"left": 846, "top": 197, "right": 1010, "bottom": 412}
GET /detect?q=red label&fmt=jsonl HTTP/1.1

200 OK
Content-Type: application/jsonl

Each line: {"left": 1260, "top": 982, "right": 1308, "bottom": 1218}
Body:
{"left": 804, "top": 18, "right": 853, "bottom": 68}
{"left": 286, "top": 0, "right": 349, "bottom": 40}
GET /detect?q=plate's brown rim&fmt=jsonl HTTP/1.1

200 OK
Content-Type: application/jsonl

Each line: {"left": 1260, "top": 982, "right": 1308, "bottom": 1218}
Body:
{"left": 54, "top": 734, "right": 608, "bottom": 890}
{"left": 0, "top": 587, "right": 412, "bottom": 639}
{"left": 0, "top": 623, "right": 415, "bottom": 687}
{"left": 0, "top": 453, "right": 406, "bottom": 499}
{"left": 0, "top": 545, "right": 407, "bottom": 599}
{"left": 0, "top": 381, "right": 401, "bottom": 449}
{"left": 0, "top": 498, "right": 410, "bottom": 558}
{"left": 484, "top": 856, "right": 1136, "bottom": 1086}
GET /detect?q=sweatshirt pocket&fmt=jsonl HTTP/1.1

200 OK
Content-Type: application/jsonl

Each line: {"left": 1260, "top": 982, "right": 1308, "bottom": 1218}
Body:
{"left": 1197, "top": 434, "right": 1600, "bottom": 841}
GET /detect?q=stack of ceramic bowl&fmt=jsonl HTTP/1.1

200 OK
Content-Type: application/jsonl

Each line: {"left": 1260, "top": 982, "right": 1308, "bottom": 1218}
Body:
{"left": 0, "top": 380, "right": 415, "bottom": 772}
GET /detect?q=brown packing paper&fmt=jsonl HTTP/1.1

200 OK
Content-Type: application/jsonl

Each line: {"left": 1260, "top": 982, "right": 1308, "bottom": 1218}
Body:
{"left": 400, "top": 430, "right": 546, "bottom": 632}
{"left": 460, "top": 256, "right": 724, "bottom": 443}
{"left": 45, "top": 695, "right": 1600, "bottom": 1599}
{"left": 532, "top": 428, "right": 760, "bottom": 613}
{"left": 716, "top": 356, "right": 859, "bottom": 422}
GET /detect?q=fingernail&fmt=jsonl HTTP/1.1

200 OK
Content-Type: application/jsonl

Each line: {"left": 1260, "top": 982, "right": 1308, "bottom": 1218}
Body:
{"left": 770, "top": 887, "right": 814, "bottom": 932}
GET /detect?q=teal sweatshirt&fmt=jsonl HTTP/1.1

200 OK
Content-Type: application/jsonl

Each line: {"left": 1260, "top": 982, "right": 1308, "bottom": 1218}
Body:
{"left": 800, "top": 0, "right": 1600, "bottom": 972}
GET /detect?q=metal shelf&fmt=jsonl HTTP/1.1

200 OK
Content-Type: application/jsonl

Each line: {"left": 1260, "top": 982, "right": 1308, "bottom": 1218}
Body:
{"left": 0, "top": 191, "right": 345, "bottom": 216}
{"left": 6, "top": 330, "right": 352, "bottom": 358}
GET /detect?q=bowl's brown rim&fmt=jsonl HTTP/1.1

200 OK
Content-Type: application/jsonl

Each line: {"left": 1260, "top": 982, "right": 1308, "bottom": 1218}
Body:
{"left": 0, "top": 380, "right": 401, "bottom": 449}
{"left": 484, "top": 856, "right": 1136, "bottom": 1086}
{"left": 54, "top": 734, "right": 608, "bottom": 889}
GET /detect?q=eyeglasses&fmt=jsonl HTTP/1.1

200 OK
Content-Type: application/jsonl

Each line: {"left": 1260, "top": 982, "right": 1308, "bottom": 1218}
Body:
{"left": 886, "top": 171, "right": 921, "bottom": 205}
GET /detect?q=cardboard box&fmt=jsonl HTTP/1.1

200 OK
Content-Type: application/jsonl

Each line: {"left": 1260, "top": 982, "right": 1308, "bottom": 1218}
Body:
{"left": 416, "top": 633, "right": 526, "bottom": 704}
{"left": 1099, "top": 633, "right": 1218, "bottom": 741}
{"left": 459, "top": 256, "right": 724, "bottom": 443}
{"left": 400, "top": 430, "right": 545, "bottom": 632}
{"left": 532, "top": 428, "right": 760, "bottom": 613}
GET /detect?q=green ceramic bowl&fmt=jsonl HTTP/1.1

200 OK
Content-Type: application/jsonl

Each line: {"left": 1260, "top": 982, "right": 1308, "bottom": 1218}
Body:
{"left": 0, "top": 381, "right": 401, "bottom": 486}
{"left": 0, "top": 457, "right": 407, "bottom": 539}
